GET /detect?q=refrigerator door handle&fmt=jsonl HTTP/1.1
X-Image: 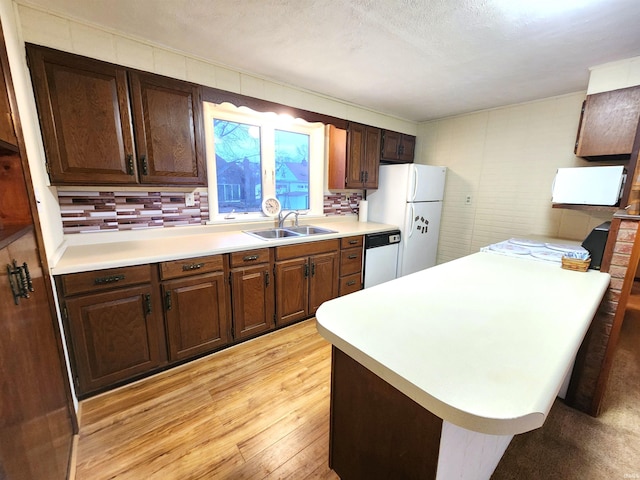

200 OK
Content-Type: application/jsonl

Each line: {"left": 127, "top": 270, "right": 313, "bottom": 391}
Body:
{"left": 408, "top": 204, "right": 415, "bottom": 238}
{"left": 411, "top": 165, "right": 418, "bottom": 202}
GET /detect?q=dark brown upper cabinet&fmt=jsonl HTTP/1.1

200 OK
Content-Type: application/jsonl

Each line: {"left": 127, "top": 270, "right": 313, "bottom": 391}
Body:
{"left": 26, "top": 44, "right": 206, "bottom": 186}
{"left": 380, "top": 130, "right": 415, "bottom": 163}
{"left": 575, "top": 86, "right": 640, "bottom": 160}
{"left": 328, "top": 122, "right": 381, "bottom": 190}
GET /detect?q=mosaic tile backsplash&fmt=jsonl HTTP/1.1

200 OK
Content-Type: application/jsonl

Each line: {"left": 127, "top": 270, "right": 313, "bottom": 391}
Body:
{"left": 59, "top": 191, "right": 363, "bottom": 234}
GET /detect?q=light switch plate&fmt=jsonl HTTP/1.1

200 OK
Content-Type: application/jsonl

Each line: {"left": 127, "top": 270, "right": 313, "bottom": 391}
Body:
{"left": 185, "top": 192, "right": 196, "bottom": 207}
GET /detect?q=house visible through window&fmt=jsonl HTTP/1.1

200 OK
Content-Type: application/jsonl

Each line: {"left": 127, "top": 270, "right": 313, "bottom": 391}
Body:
{"left": 204, "top": 102, "right": 324, "bottom": 219}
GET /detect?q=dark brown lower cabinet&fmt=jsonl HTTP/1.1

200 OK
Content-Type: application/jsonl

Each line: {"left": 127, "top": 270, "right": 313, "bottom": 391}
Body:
{"left": 162, "top": 271, "right": 230, "bottom": 361}
{"left": 275, "top": 240, "right": 339, "bottom": 327}
{"left": 65, "top": 283, "right": 165, "bottom": 395}
{"left": 230, "top": 264, "right": 275, "bottom": 340}
{"left": 60, "top": 265, "right": 166, "bottom": 396}
{"left": 330, "top": 347, "right": 442, "bottom": 480}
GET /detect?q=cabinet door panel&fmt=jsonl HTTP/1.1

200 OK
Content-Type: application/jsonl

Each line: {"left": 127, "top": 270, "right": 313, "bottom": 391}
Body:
{"left": 275, "top": 257, "right": 308, "bottom": 326}
{"left": 26, "top": 45, "right": 137, "bottom": 185}
{"left": 309, "top": 252, "right": 339, "bottom": 315}
{"left": 363, "top": 126, "right": 381, "bottom": 188}
{"left": 346, "top": 123, "right": 365, "bottom": 187}
{"left": 65, "top": 285, "right": 162, "bottom": 394}
{"left": 381, "top": 130, "right": 401, "bottom": 161}
{"left": 129, "top": 71, "right": 206, "bottom": 185}
{"left": 163, "top": 272, "right": 229, "bottom": 361}
{"left": 231, "top": 265, "right": 275, "bottom": 340}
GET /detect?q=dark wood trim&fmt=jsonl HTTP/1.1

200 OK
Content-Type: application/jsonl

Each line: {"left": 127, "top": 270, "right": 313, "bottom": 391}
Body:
{"left": 201, "top": 85, "right": 347, "bottom": 128}
{"left": 590, "top": 221, "right": 640, "bottom": 415}
{"left": 599, "top": 217, "right": 621, "bottom": 273}
{"left": 551, "top": 204, "right": 618, "bottom": 213}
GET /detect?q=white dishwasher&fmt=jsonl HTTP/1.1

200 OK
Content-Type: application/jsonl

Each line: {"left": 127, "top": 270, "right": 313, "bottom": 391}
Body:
{"left": 363, "top": 230, "right": 401, "bottom": 288}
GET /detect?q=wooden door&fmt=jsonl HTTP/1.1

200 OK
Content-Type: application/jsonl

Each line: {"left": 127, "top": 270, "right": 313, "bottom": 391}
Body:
{"left": 231, "top": 264, "right": 275, "bottom": 340}
{"left": 363, "top": 125, "right": 381, "bottom": 188}
{"left": 398, "top": 134, "right": 416, "bottom": 163}
{"left": 65, "top": 285, "right": 163, "bottom": 395}
{"left": 346, "top": 122, "right": 365, "bottom": 188}
{"left": 163, "top": 272, "right": 230, "bottom": 361}
{"left": 0, "top": 229, "right": 74, "bottom": 479}
{"left": 275, "top": 257, "right": 309, "bottom": 326}
{"left": 26, "top": 45, "right": 137, "bottom": 185}
{"left": 381, "top": 130, "right": 401, "bottom": 161}
{"left": 129, "top": 71, "right": 206, "bottom": 186}
{"left": 309, "top": 251, "right": 339, "bottom": 315}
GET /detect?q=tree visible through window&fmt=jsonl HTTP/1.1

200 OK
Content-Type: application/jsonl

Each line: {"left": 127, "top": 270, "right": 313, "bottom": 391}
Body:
{"left": 204, "top": 102, "right": 323, "bottom": 219}
{"left": 213, "top": 120, "right": 262, "bottom": 213}
{"left": 275, "top": 130, "right": 309, "bottom": 210}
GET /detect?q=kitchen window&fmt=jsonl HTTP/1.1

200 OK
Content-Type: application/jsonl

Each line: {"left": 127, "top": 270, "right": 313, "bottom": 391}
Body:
{"left": 204, "top": 102, "right": 325, "bottom": 220}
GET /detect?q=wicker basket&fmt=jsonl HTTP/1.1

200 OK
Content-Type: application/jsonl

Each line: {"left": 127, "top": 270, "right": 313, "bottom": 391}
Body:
{"left": 561, "top": 256, "right": 591, "bottom": 272}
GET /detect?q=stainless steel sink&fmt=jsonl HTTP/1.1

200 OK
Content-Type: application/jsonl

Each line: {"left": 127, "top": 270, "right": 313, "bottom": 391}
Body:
{"left": 284, "top": 225, "right": 337, "bottom": 235}
{"left": 244, "top": 225, "right": 337, "bottom": 240}
{"left": 244, "top": 228, "right": 303, "bottom": 240}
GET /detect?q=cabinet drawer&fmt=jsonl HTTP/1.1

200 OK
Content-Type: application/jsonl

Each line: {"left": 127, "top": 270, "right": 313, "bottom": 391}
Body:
{"left": 276, "top": 239, "right": 339, "bottom": 261}
{"left": 230, "top": 248, "right": 270, "bottom": 267}
{"left": 341, "top": 235, "right": 363, "bottom": 249}
{"left": 60, "top": 264, "right": 152, "bottom": 296}
{"left": 160, "top": 255, "right": 224, "bottom": 280}
{"left": 339, "top": 272, "right": 362, "bottom": 296}
{"left": 340, "top": 248, "right": 363, "bottom": 276}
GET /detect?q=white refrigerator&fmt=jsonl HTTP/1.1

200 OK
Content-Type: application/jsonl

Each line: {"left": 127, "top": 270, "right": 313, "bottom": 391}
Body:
{"left": 367, "top": 164, "right": 446, "bottom": 277}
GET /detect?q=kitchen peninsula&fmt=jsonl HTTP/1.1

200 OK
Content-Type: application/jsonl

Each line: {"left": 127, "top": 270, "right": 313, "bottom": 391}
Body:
{"left": 316, "top": 251, "right": 610, "bottom": 479}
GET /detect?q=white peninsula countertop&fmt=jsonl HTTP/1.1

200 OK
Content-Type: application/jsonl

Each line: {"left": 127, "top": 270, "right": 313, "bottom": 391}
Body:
{"left": 316, "top": 251, "right": 611, "bottom": 436}
{"left": 51, "top": 219, "right": 396, "bottom": 275}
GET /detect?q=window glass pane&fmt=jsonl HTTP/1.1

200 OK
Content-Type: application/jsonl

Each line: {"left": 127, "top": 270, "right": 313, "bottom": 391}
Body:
{"left": 275, "top": 130, "right": 310, "bottom": 210}
{"left": 213, "top": 119, "right": 262, "bottom": 213}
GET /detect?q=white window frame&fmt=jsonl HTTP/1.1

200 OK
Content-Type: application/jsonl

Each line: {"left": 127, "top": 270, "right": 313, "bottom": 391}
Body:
{"left": 203, "top": 102, "right": 325, "bottom": 222}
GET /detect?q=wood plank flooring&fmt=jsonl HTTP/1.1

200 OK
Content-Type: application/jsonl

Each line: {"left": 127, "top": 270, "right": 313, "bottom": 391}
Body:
{"left": 74, "top": 319, "right": 339, "bottom": 479}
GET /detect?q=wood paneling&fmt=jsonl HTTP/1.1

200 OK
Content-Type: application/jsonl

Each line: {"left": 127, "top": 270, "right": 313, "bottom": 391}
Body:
{"left": 73, "top": 319, "right": 339, "bottom": 479}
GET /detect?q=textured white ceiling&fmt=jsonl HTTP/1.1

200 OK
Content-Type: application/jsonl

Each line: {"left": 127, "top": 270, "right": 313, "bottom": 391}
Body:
{"left": 16, "top": 0, "right": 640, "bottom": 121}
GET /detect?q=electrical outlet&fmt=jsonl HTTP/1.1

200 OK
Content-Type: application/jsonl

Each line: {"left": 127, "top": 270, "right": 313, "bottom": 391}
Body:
{"left": 185, "top": 192, "right": 196, "bottom": 207}
{"left": 465, "top": 194, "right": 472, "bottom": 205}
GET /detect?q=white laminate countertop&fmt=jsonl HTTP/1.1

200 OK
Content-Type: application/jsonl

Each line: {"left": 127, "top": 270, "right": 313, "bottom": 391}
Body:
{"left": 316, "top": 251, "right": 611, "bottom": 436}
{"left": 50, "top": 219, "right": 397, "bottom": 275}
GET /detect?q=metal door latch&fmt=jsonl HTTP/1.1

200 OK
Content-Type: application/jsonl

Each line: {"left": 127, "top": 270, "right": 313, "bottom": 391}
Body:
{"left": 6, "top": 260, "right": 34, "bottom": 305}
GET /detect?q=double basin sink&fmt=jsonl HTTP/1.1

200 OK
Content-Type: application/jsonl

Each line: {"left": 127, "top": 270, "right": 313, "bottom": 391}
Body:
{"left": 244, "top": 225, "right": 336, "bottom": 240}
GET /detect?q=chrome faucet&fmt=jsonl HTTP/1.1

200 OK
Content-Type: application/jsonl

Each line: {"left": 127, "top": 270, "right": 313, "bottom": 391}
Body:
{"left": 278, "top": 210, "right": 299, "bottom": 228}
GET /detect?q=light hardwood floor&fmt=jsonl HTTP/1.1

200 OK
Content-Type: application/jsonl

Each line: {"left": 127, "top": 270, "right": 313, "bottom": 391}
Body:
{"left": 74, "top": 319, "right": 339, "bottom": 479}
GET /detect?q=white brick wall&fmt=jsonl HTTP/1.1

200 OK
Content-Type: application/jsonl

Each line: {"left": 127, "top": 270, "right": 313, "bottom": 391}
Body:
{"left": 419, "top": 93, "right": 614, "bottom": 264}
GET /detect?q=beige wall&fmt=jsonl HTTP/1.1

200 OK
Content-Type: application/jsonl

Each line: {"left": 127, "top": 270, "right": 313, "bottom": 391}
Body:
{"left": 417, "top": 93, "right": 614, "bottom": 264}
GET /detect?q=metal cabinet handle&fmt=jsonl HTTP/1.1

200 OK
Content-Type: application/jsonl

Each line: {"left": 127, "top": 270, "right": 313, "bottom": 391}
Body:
{"left": 126, "top": 154, "right": 134, "bottom": 175}
{"left": 6, "top": 260, "right": 34, "bottom": 305}
{"left": 141, "top": 154, "right": 148, "bottom": 176}
{"left": 346, "top": 280, "right": 356, "bottom": 286}
{"left": 265, "top": 271, "right": 270, "bottom": 287}
{"left": 348, "top": 239, "right": 358, "bottom": 245}
{"left": 311, "top": 263, "right": 316, "bottom": 276}
{"left": 145, "top": 294, "right": 152, "bottom": 315}
{"left": 165, "top": 291, "right": 172, "bottom": 310}
{"left": 243, "top": 255, "right": 259, "bottom": 262}
{"left": 348, "top": 254, "right": 358, "bottom": 259}
{"left": 182, "top": 263, "right": 204, "bottom": 271}
{"left": 94, "top": 274, "right": 125, "bottom": 285}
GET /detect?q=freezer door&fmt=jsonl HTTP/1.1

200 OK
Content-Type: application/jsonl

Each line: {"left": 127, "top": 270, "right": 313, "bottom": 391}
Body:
{"left": 399, "top": 201, "right": 442, "bottom": 277}
{"left": 407, "top": 165, "right": 446, "bottom": 202}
